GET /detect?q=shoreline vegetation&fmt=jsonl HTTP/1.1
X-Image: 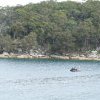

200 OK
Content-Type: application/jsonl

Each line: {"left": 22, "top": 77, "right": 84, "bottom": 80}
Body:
{"left": 1, "top": 52, "right": 100, "bottom": 61}
{"left": 0, "top": 0, "right": 100, "bottom": 61}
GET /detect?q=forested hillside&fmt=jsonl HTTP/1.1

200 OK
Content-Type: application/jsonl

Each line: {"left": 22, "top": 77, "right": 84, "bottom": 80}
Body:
{"left": 0, "top": 0, "right": 100, "bottom": 55}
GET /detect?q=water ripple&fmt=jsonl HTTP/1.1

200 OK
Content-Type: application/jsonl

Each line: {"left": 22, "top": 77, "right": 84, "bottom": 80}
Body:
{"left": 0, "top": 74, "right": 100, "bottom": 85}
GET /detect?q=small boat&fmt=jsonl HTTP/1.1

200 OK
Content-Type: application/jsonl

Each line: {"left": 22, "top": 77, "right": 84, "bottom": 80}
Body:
{"left": 70, "top": 67, "right": 79, "bottom": 72}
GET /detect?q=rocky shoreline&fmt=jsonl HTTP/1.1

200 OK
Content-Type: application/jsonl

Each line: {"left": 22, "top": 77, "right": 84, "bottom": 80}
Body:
{"left": 0, "top": 53, "right": 100, "bottom": 61}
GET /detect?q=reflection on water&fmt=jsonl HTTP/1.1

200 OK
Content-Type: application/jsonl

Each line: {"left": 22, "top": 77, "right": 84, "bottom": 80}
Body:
{"left": 0, "top": 58, "right": 100, "bottom": 100}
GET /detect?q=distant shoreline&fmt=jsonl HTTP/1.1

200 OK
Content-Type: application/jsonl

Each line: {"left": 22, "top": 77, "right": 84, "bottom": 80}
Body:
{"left": 0, "top": 53, "right": 100, "bottom": 61}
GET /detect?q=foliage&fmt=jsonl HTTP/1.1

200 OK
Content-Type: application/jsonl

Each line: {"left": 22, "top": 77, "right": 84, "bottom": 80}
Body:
{"left": 0, "top": 0, "right": 100, "bottom": 54}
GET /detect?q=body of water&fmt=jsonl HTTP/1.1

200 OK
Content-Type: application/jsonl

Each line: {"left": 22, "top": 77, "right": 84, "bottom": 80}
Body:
{"left": 0, "top": 58, "right": 100, "bottom": 100}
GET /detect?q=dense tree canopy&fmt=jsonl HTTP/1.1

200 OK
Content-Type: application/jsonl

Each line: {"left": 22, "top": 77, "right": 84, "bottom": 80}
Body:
{"left": 0, "top": 0, "right": 100, "bottom": 55}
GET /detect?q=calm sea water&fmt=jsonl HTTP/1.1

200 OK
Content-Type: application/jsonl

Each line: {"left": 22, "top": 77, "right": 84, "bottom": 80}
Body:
{"left": 0, "top": 58, "right": 100, "bottom": 100}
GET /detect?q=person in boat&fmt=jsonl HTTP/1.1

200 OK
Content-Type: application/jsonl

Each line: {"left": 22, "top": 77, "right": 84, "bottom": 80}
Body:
{"left": 70, "top": 67, "right": 79, "bottom": 72}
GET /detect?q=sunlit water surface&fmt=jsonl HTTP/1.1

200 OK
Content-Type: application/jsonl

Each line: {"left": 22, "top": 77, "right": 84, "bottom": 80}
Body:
{"left": 0, "top": 58, "right": 100, "bottom": 100}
